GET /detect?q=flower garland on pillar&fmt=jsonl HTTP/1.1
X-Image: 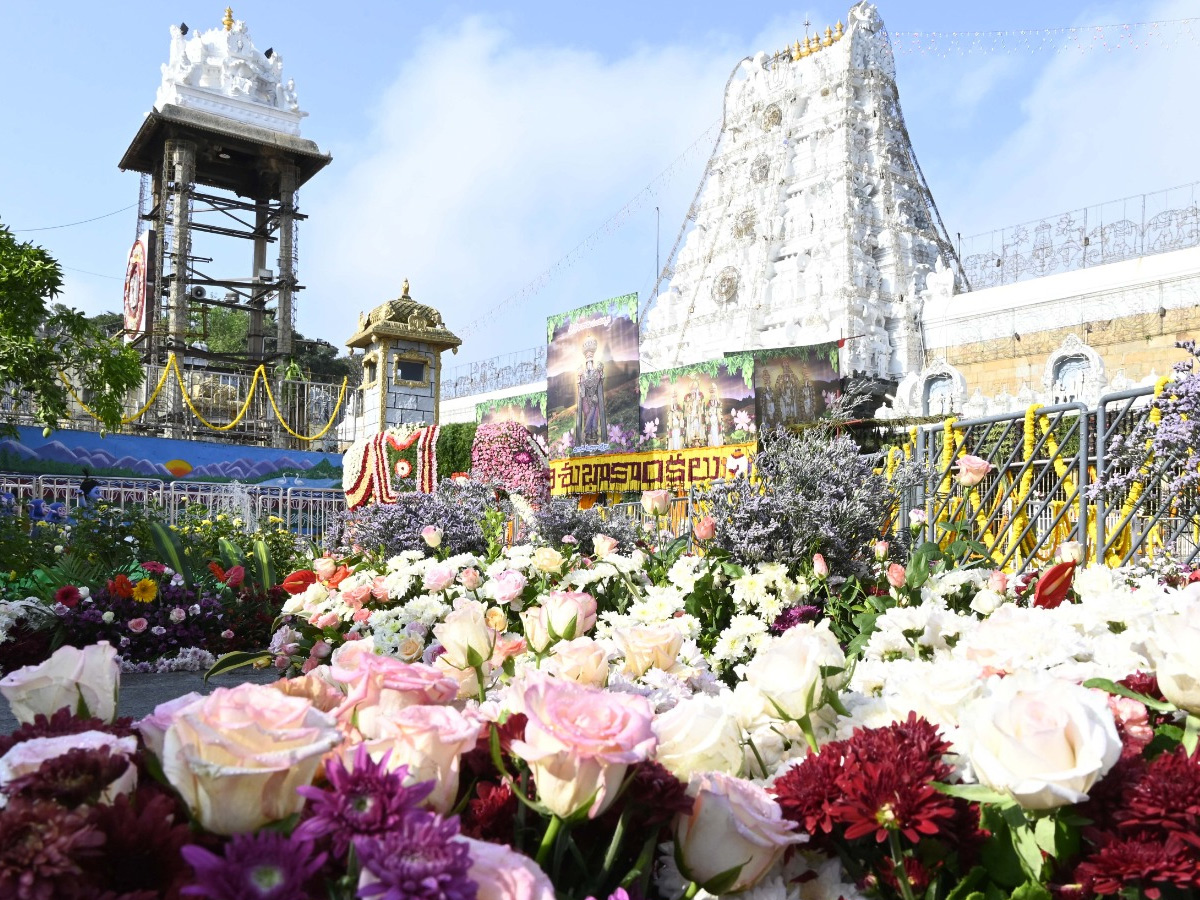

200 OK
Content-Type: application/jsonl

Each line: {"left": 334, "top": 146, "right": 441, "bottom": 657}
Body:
{"left": 1003, "top": 404, "right": 1042, "bottom": 567}
{"left": 1108, "top": 376, "right": 1171, "bottom": 564}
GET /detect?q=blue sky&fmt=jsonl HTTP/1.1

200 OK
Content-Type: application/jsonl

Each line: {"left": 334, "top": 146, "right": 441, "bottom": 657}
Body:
{"left": 3, "top": 1, "right": 1196, "bottom": 371}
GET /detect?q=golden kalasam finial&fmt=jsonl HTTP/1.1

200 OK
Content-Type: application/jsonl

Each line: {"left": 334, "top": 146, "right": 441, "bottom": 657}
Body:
{"left": 807, "top": 35, "right": 820, "bottom": 54}
{"left": 402, "top": 278, "right": 410, "bottom": 298}
{"left": 834, "top": 21, "right": 845, "bottom": 40}
{"left": 791, "top": 39, "right": 802, "bottom": 61}
{"left": 223, "top": 7, "right": 234, "bottom": 30}
{"left": 822, "top": 25, "right": 834, "bottom": 47}
{"left": 799, "top": 37, "right": 810, "bottom": 58}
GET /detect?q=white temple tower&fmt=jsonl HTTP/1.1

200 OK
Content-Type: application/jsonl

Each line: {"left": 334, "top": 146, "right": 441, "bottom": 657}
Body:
{"left": 640, "top": 2, "right": 962, "bottom": 379}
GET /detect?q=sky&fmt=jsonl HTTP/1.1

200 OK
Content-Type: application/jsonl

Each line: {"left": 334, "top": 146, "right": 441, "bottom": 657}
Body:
{"left": 3, "top": 0, "right": 1197, "bottom": 374}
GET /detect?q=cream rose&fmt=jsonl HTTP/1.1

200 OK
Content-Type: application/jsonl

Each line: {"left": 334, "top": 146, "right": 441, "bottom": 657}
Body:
{"left": 0, "top": 641, "right": 120, "bottom": 724}
{"left": 364, "top": 704, "right": 481, "bottom": 813}
{"left": 653, "top": 694, "right": 744, "bottom": 780}
{"left": 531, "top": 547, "right": 565, "bottom": 573}
{"left": 434, "top": 599, "right": 497, "bottom": 670}
{"left": 159, "top": 683, "right": 340, "bottom": 834}
{"left": 954, "top": 454, "right": 992, "bottom": 487}
{"left": 1146, "top": 601, "right": 1200, "bottom": 714}
{"left": 592, "top": 534, "right": 619, "bottom": 559}
{"left": 544, "top": 637, "right": 610, "bottom": 687}
{"left": 674, "top": 771, "right": 805, "bottom": 893}
{"left": 0, "top": 731, "right": 138, "bottom": 807}
{"left": 743, "top": 621, "right": 846, "bottom": 721}
{"left": 522, "top": 591, "right": 598, "bottom": 653}
{"left": 959, "top": 676, "right": 1121, "bottom": 810}
{"left": 332, "top": 645, "right": 459, "bottom": 737}
{"left": 510, "top": 676, "right": 655, "bottom": 819}
{"left": 612, "top": 623, "right": 684, "bottom": 677}
{"left": 641, "top": 489, "right": 671, "bottom": 515}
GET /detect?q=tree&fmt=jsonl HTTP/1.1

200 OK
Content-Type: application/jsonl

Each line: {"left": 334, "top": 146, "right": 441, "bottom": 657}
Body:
{"left": 0, "top": 223, "right": 144, "bottom": 436}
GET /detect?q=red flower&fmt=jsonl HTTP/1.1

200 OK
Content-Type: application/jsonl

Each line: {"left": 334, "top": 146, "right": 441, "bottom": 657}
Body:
{"left": 1119, "top": 672, "right": 1165, "bottom": 704}
{"left": 139, "top": 561, "right": 167, "bottom": 575}
{"left": 460, "top": 782, "right": 518, "bottom": 844}
{"left": 1033, "top": 560, "right": 1076, "bottom": 609}
{"left": 282, "top": 570, "right": 317, "bottom": 594}
{"left": 1073, "top": 835, "right": 1200, "bottom": 898}
{"left": 325, "top": 565, "right": 352, "bottom": 589}
{"left": 223, "top": 565, "right": 245, "bottom": 588}
{"left": 1117, "top": 746, "right": 1200, "bottom": 846}
{"left": 108, "top": 574, "right": 134, "bottom": 599}
{"left": 207, "top": 561, "right": 227, "bottom": 582}
{"left": 54, "top": 585, "right": 81, "bottom": 608}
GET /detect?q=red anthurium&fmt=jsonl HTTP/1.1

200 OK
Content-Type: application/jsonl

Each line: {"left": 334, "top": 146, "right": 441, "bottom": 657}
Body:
{"left": 224, "top": 565, "right": 245, "bottom": 588}
{"left": 1033, "top": 561, "right": 1077, "bottom": 609}
{"left": 282, "top": 569, "right": 317, "bottom": 594}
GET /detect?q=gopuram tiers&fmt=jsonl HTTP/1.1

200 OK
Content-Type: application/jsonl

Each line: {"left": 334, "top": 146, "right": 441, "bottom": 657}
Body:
{"left": 640, "top": 2, "right": 962, "bottom": 380}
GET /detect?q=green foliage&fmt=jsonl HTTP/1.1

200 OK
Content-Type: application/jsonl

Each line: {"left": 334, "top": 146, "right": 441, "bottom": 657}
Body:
{"left": 437, "top": 422, "right": 478, "bottom": 480}
{"left": 169, "top": 505, "right": 303, "bottom": 586}
{"left": 475, "top": 392, "right": 547, "bottom": 421}
{"left": 0, "top": 223, "right": 144, "bottom": 435}
{"left": 545, "top": 292, "right": 638, "bottom": 341}
{"left": 637, "top": 354, "right": 755, "bottom": 400}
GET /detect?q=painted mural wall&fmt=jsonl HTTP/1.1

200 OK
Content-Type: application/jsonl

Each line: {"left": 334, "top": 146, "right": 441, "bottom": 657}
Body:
{"left": 0, "top": 427, "right": 343, "bottom": 488}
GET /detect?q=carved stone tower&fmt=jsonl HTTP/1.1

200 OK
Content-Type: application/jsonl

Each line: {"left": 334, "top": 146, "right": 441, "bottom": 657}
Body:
{"left": 118, "top": 7, "right": 330, "bottom": 364}
{"left": 640, "top": 1, "right": 962, "bottom": 378}
{"left": 341, "top": 281, "right": 462, "bottom": 443}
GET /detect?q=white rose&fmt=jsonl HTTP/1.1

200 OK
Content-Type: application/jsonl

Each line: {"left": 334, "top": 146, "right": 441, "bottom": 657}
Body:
{"left": 0, "top": 641, "right": 120, "bottom": 724}
{"left": 654, "top": 694, "right": 744, "bottom": 780}
{"left": 959, "top": 676, "right": 1121, "bottom": 810}
{"left": 612, "top": 623, "right": 684, "bottom": 677}
{"left": 433, "top": 600, "right": 496, "bottom": 670}
{"left": 544, "top": 637, "right": 610, "bottom": 687}
{"left": 743, "top": 621, "right": 846, "bottom": 721}
{"left": 1146, "top": 600, "right": 1200, "bottom": 714}
{"left": 969, "top": 588, "right": 1006, "bottom": 617}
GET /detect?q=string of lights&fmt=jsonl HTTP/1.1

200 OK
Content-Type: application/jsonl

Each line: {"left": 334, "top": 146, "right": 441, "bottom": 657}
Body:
{"left": 885, "top": 17, "right": 1198, "bottom": 56}
{"left": 10, "top": 203, "right": 136, "bottom": 233}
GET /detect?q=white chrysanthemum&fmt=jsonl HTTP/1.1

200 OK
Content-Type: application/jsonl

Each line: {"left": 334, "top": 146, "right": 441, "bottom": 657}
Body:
{"left": 732, "top": 572, "right": 772, "bottom": 611}
{"left": 666, "top": 555, "right": 705, "bottom": 594}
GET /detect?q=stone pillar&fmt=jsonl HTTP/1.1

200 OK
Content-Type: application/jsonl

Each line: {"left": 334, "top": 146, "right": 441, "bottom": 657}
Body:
{"left": 276, "top": 164, "right": 298, "bottom": 358}
{"left": 165, "top": 139, "right": 196, "bottom": 353}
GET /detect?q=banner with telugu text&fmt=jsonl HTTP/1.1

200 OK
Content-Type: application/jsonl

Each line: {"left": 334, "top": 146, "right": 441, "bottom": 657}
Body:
{"left": 549, "top": 442, "right": 754, "bottom": 495}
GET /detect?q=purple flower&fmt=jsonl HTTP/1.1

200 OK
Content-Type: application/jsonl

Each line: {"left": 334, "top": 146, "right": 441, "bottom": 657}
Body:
{"left": 355, "top": 812, "right": 476, "bottom": 900}
{"left": 294, "top": 743, "right": 435, "bottom": 858}
{"left": 770, "top": 604, "right": 822, "bottom": 634}
{"left": 181, "top": 832, "right": 326, "bottom": 900}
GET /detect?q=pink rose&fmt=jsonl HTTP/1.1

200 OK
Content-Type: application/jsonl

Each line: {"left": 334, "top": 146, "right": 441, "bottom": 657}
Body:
{"left": 332, "top": 641, "right": 459, "bottom": 735}
{"left": 693, "top": 516, "right": 716, "bottom": 542}
{"left": 169, "top": 607, "right": 187, "bottom": 624}
{"left": 674, "top": 771, "right": 805, "bottom": 893}
{"left": 491, "top": 570, "right": 528, "bottom": 607}
{"left": 221, "top": 629, "right": 235, "bottom": 639}
{"left": 311, "top": 640, "right": 332, "bottom": 660}
{"left": 988, "top": 570, "right": 1009, "bottom": 593}
{"left": 159, "top": 684, "right": 340, "bottom": 834}
{"left": 271, "top": 672, "right": 345, "bottom": 714}
{"left": 459, "top": 568, "right": 482, "bottom": 591}
{"left": 370, "top": 576, "right": 390, "bottom": 601}
{"left": 592, "top": 534, "right": 619, "bottom": 558}
{"left": 909, "top": 508, "right": 928, "bottom": 527}
{"left": 456, "top": 837, "right": 555, "bottom": 900}
{"left": 886, "top": 563, "right": 907, "bottom": 589}
{"left": 312, "top": 557, "right": 338, "bottom": 581}
{"left": 341, "top": 582, "right": 372, "bottom": 610}
{"left": 361, "top": 704, "right": 481, "bottom": 813}
{"left": 640, "top": 489, "right": 671, "bottom": 515}
{"left": 812, "top": 554, "right": 829, "bottom": 579}
{"left": 873, "top": 540, "right": 889, "bottom": 561}
{"left": 421, "top": 525, "right": 444, "bottom": 549}
{"left": 492, "top": 633, "right": 528, "bottom": 665}
{"left": 0, "top": 641, "right": 120, "bottom": 724}
{"left": 522, "top": 591, "right": 598, "bottom": 653}
{"left": 128, "top": 617, "right": 149, "bottom": 634}
{"left": 423, "top": 563, "right": 457, "bottom": 594}
{"left": 510, "top": 676, "right": 655, "bottom": 818}
{"left": 137, "top": 691, "right": 204, "bottom": 759}
{"left": 316, "top": 612, "right": 340, "bottom": 630}
{"left": 954, "top": 454, "right": 992, "bottom": 487}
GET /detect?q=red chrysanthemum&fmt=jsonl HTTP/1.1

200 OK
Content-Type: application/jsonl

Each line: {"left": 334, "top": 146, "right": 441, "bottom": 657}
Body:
{"left": 608, "top": 760, "right": 694, "bottom": 830}
{"left": 5, "top": 746, "right": 131, "bottom": 809}
{"left": 1117, "top": 747, "right": 1200, "bottom": 848}
{"left": 770, "top": 739, "right": 848, "bottom": 845}
{"left": 82, "top": 789, "right": 194, "bottom": 897}
{"left": 1073, "top": 835, "right": 1200, "bottom": 898}
{"left": 1118, "top": 672, "right": 1165, "bottom": 703}
{"left": 460, "top": 781, "right": 518, "bottom": 844}
{"left": 53, "top": 585, "right": 81, "bottom": 608}
{"left": 0, "top": 797, "right": 106, "bottom": 900}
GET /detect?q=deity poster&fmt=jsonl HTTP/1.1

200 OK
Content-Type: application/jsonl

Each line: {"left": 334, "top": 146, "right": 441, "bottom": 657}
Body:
{"left": 751, "top": 343, "right": 841, "bottom": 429}
{"left": 475, "top": 391, "right": 548, "bottom": 446}
{"left": 545, "top": 293, "right": 641, "bottom": 459}
{"left": 638, "top": 356, "right": 756, "bottom": 451}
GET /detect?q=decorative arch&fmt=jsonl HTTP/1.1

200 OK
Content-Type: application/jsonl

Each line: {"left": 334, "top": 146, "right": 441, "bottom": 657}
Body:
{"left": 1042, "top": 334, "right": 1105, "bottom": 404}
{"left": 918, "top": 359, "right": 967, "bottom": 416}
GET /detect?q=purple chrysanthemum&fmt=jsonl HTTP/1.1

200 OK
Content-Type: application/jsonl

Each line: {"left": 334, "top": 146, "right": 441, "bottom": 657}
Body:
{"left": 355, "top": 812, "right": 476, "bottom": 900}
{"left": 181, "top": 832, "right": 326, "bottom": 900}
{"left": 294, "top": 744, "right": 435, "bottom": 858}
{"left": 770, "top": 604, "right": 822, "bottom": 634}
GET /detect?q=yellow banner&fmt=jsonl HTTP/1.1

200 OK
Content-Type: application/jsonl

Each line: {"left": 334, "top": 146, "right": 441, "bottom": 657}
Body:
{"left": 549, "top": 443, "right": 754, "bottom": 495}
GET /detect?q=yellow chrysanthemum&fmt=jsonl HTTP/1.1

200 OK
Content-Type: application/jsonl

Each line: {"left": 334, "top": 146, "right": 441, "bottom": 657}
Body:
{"left": 132, "top": 578, "right": 158, "bottom": 603}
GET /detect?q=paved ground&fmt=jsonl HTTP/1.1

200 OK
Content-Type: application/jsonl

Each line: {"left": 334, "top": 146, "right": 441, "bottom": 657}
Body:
{"left": 1, "top": 667, "right": 281, "bottom": 735}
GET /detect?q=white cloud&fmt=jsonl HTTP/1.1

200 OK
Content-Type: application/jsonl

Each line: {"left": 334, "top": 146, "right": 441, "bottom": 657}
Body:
{"left": 302, "top": 17, "right": 744, "bottom": 362}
